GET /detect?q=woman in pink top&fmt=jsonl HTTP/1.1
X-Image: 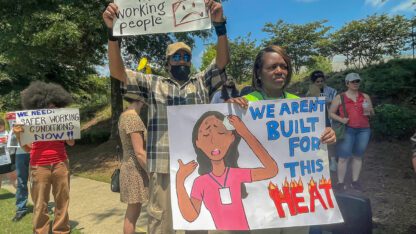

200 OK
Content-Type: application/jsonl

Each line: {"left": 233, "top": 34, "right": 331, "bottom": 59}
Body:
{"left": 329, "top": 73, "right": 374, "bottom": 191}
{"left": 176, "top": 111, "right": 278, "bottom": 230}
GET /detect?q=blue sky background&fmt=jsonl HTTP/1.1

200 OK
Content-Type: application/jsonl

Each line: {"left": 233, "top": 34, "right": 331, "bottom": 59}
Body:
{"left": 97, "top": 0, "right": 415, "bottom": 75}
{"left": 191, "top": 0, "right": 415, "bottom": 69}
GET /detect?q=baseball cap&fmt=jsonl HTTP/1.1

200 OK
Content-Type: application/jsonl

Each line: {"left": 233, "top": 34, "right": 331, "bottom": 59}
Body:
{"left": 345, "top": 73, "right": 361, "bottom": 82}
{"left": 166, "top": 42, "right": 192, "bottom": 57}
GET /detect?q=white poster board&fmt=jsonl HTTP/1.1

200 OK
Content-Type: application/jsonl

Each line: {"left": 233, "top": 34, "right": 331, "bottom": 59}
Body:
{"left": 15, "top": 108, "right": 81, "bottom": 146}
{"left": 168, "top": 97, "right": 343, "bottom": 231}
{"left": 113, "top": 0, "right": 212, "bottom": 36}
{"left": 5, "top": 112, "right": 20, "bottom": 148}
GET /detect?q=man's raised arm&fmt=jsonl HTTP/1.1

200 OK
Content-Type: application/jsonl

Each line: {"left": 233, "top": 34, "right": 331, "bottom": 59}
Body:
{"left": 103, "top": 3, "right": 127, "bottom": 83}
{"left": 208, "top": 0, "right": 230, "bottom": 70}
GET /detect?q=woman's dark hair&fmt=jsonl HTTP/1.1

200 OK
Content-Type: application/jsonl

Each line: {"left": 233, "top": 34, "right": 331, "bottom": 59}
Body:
{"left": 220, "top": 84, "right": 239, "bottom": 101}
{"left": 192, "top": 111, "right": 248, "bottom": 198}
{"left": 310, "top": 70, "right": 325, "bottom": 82}
{"left": 252, "top": 45, "right": 293, "bottom": 91}
{"left": 0, "top": 119, "right": 5, "bottom": 127}
{"left": 21, "top": 81, "right": 72, "bottom": 109}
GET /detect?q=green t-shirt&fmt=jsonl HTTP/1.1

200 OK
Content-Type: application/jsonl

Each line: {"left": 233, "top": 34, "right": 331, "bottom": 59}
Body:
{"left": 244, "top": 90, "right": 299, "bottom": 101}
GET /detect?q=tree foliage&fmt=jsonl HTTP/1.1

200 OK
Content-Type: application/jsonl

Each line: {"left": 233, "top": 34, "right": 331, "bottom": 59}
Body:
{"left": 200, "top": 35, "right": 257, "bottom": 83}
{"left": 331, "top": 14, "right": 411, "bottom": 69}
{"left": 262, "top": 20, "right": 332, "bottom": 74}
{"left": 0, "top": 0, "right": 108, "bottom": 91}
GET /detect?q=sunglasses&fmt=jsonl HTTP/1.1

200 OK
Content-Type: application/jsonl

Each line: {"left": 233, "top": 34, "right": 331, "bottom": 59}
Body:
{"left": 349, "top": 80, "right": 360, "bottom": 84}
{"left": 171, "top": 53, "right": 191, "bottom": 62}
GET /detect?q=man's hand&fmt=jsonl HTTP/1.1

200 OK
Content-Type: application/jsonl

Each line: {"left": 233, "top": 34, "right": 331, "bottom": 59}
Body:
{"left": 103, "top": 3, "right": 118, "bottom": 29}
{"left": 206, "top": 0, "right": 224, "bottom": 23}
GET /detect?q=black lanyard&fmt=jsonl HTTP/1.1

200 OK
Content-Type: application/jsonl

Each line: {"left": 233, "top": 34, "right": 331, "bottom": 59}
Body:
{"left": 208, "top": 167, "right": 230, "bottom": 188}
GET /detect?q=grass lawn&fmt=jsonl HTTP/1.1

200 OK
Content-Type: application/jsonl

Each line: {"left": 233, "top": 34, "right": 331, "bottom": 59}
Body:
{"left": 0, "top": 189, "right": 82, "bottom": 234}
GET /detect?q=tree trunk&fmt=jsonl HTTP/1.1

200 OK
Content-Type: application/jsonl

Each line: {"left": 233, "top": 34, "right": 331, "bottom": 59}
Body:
{"left": 110, "top": 78, "right": 123, "bottom": 140}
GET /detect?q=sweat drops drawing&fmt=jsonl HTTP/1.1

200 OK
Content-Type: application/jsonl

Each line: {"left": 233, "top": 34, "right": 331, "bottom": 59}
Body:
{"left": 175, "top": 111, "right": 278, "bottom": 230}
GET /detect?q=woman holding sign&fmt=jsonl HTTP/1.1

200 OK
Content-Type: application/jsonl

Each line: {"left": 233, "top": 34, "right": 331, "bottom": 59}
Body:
{"left": 226, "top": 45, "right": 336, "bottom": 234}
{"left": 13, "top": 81, "right": 75, "bottom": 234}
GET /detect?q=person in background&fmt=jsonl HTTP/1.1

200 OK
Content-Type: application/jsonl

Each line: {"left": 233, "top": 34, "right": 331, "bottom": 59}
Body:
{"left": 307, "top": 70, "right": 338, "bottom": 172}
{"left": 0, "top": 118, "right": 17, "bottom": 191}
{"left": 329, "top": 73, "right": 374, "bottom": 191}
{"left": 118, "top": 95, "right": 149, "bottom": 234}
{"left": 411, "top": 131, "right": 416, "bottom": 173}
{"left": 227, "top": 45, "right": 336, "bottom": 234}
{"left": 211, "top": 76, "right": 240, "bottom": 103}
{"left": 13, "top": 81, "right": 75, "bottom": 234}
{"left": 5, "top": 112, "right": 32, "bottom": 222}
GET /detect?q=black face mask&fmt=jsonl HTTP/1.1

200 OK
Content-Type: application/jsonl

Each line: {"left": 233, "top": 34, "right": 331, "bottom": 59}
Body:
{"left": 170, "top": 65, "right": 190, "bottom": 81}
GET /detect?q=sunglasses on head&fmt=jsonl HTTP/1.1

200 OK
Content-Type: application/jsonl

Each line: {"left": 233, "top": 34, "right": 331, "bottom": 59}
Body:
{"left": 350, "top": 80, "right": 360, "bottom": 84}
{"left": 171, "top": 53, "right": 191, "bottom": 62}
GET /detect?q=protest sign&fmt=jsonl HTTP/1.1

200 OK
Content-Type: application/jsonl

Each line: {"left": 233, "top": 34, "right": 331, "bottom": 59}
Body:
{"left": 0, "top": 133, "right": 11, "bottom": 166}
{"left": 15, "top": 108, "right": 80, "bottom": 145}
{"left": 113, "top": 0, "right": 211, "bottom": 36}
{"left": 168, "top": 97, "right": 343, "bottom": 230}
{"left": 5, "top": 112, "right": 19, "bottom": 148}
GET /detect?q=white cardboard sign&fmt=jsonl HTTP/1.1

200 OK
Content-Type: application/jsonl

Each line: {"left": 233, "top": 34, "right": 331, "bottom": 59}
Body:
{"left": 168, "top": 97, "right": 343, "bottom": 231}
{"left": 113, "top": 0, "right": 212, "bottom": 36}
{"left": 15, "top": 108, "right": 80, "bottom": 145}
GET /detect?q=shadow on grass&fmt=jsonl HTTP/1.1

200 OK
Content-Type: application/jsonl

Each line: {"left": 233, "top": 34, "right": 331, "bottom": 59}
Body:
{"left": 0, "top": 192, "right": 15, "bottom": 200}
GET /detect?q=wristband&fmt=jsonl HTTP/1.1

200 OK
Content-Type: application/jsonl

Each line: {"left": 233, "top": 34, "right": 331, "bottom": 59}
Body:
{"left": 108, "top": 28, "right": 121, "bottom": 42}
{"left": 213, "top": 20, "right": 227, "bottom": 37}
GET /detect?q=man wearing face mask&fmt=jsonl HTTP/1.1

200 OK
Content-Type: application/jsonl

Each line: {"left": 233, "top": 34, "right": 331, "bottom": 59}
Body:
{"left": 103, "top": 0, "right": 229, "bottom": 233}
{"left": 211, "top": 76, "right": 240, "bottom": 103}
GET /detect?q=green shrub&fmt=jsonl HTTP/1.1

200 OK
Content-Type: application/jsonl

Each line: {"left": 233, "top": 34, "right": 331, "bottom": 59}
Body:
{"left": 78, "top": 128, "right": 110, "bottom": 145}
{"left": 371, "top": 104, "right": 416, "bottom": 140}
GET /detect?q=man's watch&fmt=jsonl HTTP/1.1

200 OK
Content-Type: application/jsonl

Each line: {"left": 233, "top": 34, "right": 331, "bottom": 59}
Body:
{"left": 212, "top": 17, "right": 227, "bottom": 26}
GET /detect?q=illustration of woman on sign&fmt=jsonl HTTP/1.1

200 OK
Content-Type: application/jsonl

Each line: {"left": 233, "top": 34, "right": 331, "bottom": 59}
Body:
{"left": 176, "top": 111, "right": 278, "bottom": 230}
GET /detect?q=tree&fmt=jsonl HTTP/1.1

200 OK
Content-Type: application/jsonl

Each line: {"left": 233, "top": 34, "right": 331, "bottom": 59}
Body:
{"left": 0, "top": 0, "right": 108, "bottom": 90}
{"left": 331, "top": 14, "right": 411, "bottom": 68}
{"left": 200, "top": 35, "right": 257, "bottom": 83}
{"left": 305, "top": 55, "right": 332, "bottom": 75}
{"left": 0, "top": 0, "right": 214, "bottom": 139}
{"left": 262, "top": 20, "right": 332, "bottom": 74}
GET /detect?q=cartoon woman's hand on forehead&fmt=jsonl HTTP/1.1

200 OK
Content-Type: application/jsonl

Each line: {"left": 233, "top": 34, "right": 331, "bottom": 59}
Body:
{"left": 227, "top": 115, "right": 250, "bottom": 137}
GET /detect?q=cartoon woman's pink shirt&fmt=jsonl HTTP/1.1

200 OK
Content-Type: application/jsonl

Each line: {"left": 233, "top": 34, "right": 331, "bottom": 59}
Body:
{"left": 191, "top": 167, "right": 252, "bottom": 230}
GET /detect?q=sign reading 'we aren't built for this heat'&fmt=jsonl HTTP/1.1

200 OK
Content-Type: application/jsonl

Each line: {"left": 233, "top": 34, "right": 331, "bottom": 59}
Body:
{"left": 113, "top": 0, "right": 212, "bottom": 36}
{"left": 15, "top": 108, "right": 80, "bottom": 145}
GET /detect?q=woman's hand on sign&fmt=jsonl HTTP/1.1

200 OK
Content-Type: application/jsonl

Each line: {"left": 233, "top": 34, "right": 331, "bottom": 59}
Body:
{"left": 103, "top": 3, "right": 118, "bottom": 29}
{"left": 206, "top": 0, "right": 224, "bottom": 23}
{"left": 226, "top": 97, "right": 249, "bottom": 109}
{"left": 177, "top": 159, "right": 198, "bottom": 181}
{"left": 321, "top": 127, "right": 336, "bottom": 144}
{"left": 12, "top": 125, "right": 24, "bottom": 136}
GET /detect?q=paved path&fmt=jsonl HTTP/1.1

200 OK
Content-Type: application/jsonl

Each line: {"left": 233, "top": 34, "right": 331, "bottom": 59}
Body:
{"left": 2, "top": 176, "right": 148, "bottom": 234}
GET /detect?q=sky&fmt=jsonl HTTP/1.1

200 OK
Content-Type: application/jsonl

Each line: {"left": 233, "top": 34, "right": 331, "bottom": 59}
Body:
{"left": 97, "top": 0, "right": 415, "bottom": 75}
{"left": 191, "top": 0, "right": 416, "bottom": 69}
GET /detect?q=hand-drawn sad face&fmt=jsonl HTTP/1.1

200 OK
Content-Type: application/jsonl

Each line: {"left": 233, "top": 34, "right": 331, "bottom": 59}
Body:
{"left": 196, "top": 115, "right": 235, "bottom": 162}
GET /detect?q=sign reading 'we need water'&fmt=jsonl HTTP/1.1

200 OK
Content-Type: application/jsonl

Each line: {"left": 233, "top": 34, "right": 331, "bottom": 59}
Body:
{"left": 15, "top": 108, "right": 80, "bottom": 145}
